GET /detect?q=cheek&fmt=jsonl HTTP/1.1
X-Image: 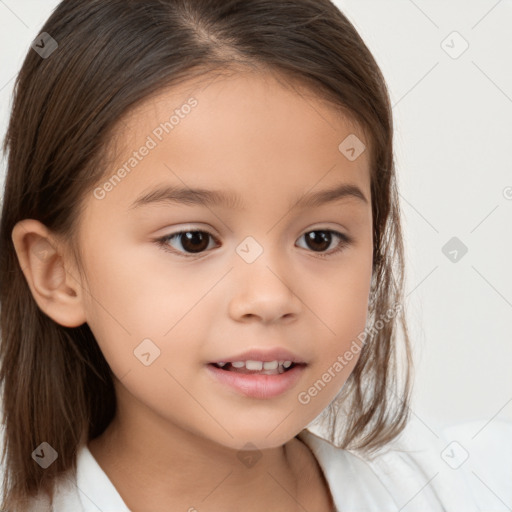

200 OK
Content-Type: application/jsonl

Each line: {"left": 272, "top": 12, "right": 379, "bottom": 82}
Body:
{"left": 309, "top": 246, "right": 373, "bottom": 343}
{"left": 79, "top": 238, "right": 210, "bottom": 377}
{"left": 295, "top": 280, "right": 369, "bottom": 420}
{"left": 80, "top": 232, "right": 168, "bottom": 325}
{"left": 296, "top": 249, "right": 373, "bottom": 405}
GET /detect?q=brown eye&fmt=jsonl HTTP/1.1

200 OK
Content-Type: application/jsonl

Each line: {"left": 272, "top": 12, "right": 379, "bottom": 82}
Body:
{"left": 303, "top": 231, "right": 332, "bottom": 251}
{"left": 177, "top": 231, "right": 210, "bottom": 253}
{"left": 296, "top": 229, "right": 351, "bottom": 258}
{"left": 156, "top": 228, "right": 351, "bottom": 259}
{"left": 158, "top": 230, "right": 218, "bottom": 256}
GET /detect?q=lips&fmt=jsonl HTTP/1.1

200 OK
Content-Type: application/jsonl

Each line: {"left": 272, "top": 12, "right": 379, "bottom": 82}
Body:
{"left": 206, "top": 362, "right": 306, "bottom": 399}
{"left": 209, "top": 347, "right": 306, "bottom": 366}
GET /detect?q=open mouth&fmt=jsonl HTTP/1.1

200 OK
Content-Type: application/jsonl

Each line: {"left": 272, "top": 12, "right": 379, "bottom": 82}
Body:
{"left": 206, "top": 360, "right": 307, "bottom": 399}
{"left": 208, "top": 361, "right": 303, "bottom": 376}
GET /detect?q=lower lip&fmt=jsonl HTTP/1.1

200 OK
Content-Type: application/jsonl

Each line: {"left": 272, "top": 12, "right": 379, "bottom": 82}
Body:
{"left": 206, "top": 364, "right": 306, "bottom": 399}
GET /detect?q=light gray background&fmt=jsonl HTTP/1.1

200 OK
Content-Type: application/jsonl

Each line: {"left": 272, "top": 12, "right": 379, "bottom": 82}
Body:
{"left": 1, "top": 0, "right": 511, "bottom": 439}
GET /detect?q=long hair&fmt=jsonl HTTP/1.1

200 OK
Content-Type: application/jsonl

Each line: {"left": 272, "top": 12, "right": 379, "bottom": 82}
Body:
{"left": 0, "top": 0, "right": 413, "bottom": 508}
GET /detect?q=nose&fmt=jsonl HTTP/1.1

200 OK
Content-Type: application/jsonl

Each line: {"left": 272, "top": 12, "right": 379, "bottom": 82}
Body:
{"left": 227, "top": 250, "right": 302, "bottom": 324}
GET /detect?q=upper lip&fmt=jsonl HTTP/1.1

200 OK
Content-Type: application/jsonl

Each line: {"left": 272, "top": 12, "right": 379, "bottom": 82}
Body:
{"left": 210, "top": 348, "right": 307, "bottom": 364}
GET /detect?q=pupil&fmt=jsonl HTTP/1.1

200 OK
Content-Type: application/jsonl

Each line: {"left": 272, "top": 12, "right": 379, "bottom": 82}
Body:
{"left": 182, "top": 232, "right": 209, "bottom": 253}
{"left": 306, "top": 231, "right": 330, "bottom": 252}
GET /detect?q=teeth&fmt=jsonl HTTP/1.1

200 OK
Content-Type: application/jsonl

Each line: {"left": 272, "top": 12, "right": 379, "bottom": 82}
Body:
{"left": 219, "top": 360, "right": 295, "bottom": 371}
{"left": 246, "top": 360, "right": 263, "bottom": 371}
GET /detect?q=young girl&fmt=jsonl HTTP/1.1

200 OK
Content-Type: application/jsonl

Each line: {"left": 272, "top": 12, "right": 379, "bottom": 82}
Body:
{"left": 0, "top": 0, "right": 484, "bottom": 510}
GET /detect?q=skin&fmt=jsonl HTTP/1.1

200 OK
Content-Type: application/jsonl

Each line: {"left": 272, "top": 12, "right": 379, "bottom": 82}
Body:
{"left": 12, "top": 68, "right": 373, "bottom": 511}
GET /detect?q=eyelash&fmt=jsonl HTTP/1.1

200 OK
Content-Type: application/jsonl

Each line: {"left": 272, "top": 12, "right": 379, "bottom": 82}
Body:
{"left": 154, "top": 228, "right": 352, "bottom": 259}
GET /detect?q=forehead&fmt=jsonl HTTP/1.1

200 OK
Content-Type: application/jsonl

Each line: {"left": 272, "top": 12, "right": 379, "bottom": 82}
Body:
{"left": 100, "top": 68, "right": 372, "bottom": 210}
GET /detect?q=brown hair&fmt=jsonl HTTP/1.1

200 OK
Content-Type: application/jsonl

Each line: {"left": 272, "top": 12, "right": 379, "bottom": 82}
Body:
{"left": 0, "top": 0, "right": 413, "bottom": 508}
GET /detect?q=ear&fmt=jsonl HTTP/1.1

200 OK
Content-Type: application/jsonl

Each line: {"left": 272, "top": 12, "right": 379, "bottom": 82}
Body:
{"left": 11, "top": 219, "right": 87, "bottom": 328}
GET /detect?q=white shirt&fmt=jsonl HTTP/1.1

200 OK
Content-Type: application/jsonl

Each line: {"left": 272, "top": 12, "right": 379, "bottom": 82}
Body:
{"left": 28, "top": 419, "right": 512, "bottom": 511}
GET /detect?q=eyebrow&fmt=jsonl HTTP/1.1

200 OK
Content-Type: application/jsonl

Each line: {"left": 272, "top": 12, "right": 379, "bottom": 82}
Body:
{"left": 128, "top": 182, "right": 368, "bottom": 211}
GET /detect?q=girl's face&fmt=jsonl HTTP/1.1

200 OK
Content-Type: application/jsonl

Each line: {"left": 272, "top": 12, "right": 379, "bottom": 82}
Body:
{"left": 75, "top": 70, "right": 373, "bottom": 450}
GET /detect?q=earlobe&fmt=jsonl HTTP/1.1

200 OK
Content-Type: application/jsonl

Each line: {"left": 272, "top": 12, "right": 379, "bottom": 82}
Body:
{"left": 11, "top": 219, "right": 87, "bottom": 328}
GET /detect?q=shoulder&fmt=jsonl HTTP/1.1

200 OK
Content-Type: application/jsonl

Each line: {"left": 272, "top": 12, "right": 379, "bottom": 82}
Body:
{"left": 25, "top": 442, "right": 130, "bottom": 512}
{"left": 298, "top": 417, "right": 512, "bottom": 512}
